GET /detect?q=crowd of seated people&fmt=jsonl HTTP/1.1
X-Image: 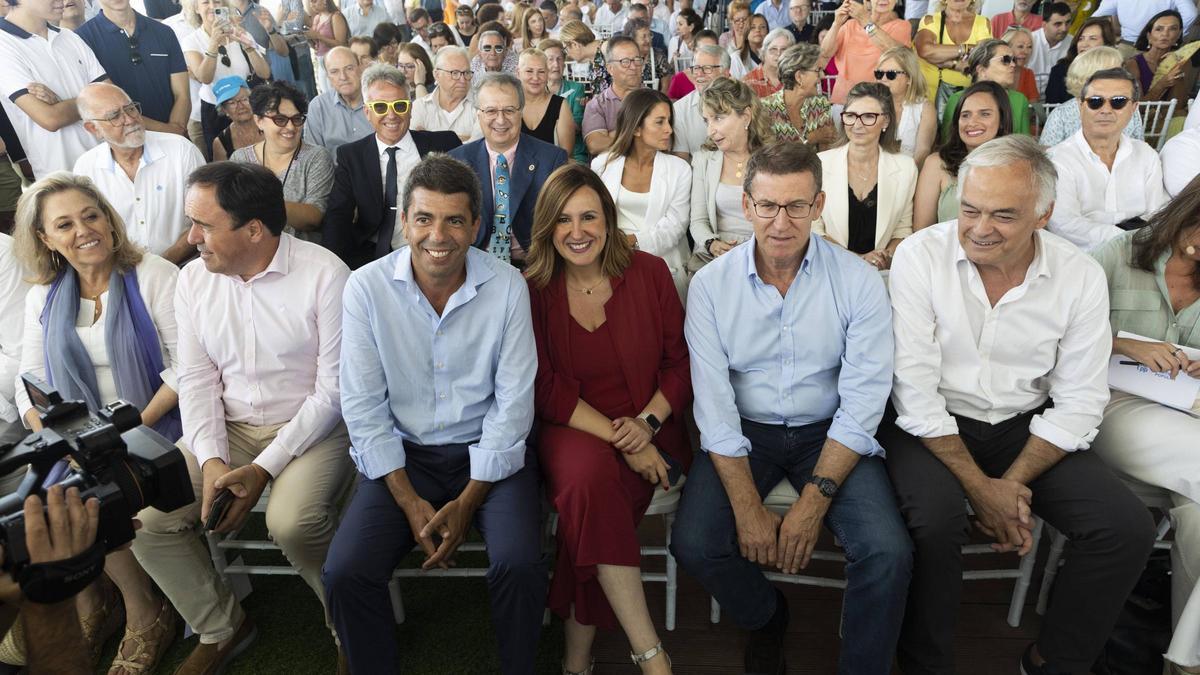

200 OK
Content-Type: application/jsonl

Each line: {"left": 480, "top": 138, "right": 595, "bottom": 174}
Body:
{"left": 1, "top": 0, "right": 1200, "bottom": 674}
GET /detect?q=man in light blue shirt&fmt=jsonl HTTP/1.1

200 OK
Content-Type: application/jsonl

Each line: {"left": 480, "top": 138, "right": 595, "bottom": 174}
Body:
{"left": 670, "top": 142, "right": 912, "bottom": 675}
{"left": 303, "top": 47, "right": 371, "bottom": 158}
{"left": 754, "top": 0, "right": 789, "bottom": 31}
{"left": 321, "top": 154, "right": 545, "bottom": 675}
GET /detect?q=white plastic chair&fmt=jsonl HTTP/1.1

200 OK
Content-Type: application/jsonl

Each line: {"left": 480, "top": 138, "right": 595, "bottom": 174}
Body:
{"left": 1138, "top": 99, "right": 1178, "bottom": 151}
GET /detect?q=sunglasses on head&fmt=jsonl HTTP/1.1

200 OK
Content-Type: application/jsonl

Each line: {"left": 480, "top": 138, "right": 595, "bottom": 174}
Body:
{"left": 873, "top": 69, "right": 903, "bottom": 81}
{"left": 1084, "top": 95, "right": 1131, "bottom": 110}
{"left": 367, "top": 99, "right": 411, "bottom": 116}
{"left": 264, "top": 113, "right": 307, "bottom": 127}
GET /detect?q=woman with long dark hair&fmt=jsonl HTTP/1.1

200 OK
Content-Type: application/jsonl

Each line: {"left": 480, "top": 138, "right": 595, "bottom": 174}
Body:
{"left": 1044, "top": 16, "right": 1114, "bottom": 105}
{"left": 1125, "top": 9, "right": 1190, "bottom": 104}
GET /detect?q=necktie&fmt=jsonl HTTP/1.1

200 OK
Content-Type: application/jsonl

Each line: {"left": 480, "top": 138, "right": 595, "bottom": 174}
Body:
{"left": 491, "top": 153, "right": 511, "bottom": 263}
{"left": 375, "top": 146, "right": 399, "bottom": 258}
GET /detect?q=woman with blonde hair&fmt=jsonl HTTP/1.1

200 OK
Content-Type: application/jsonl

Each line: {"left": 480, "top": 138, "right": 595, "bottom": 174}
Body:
{"left": 517, "top": 48, "right": 578, "bottom": 154}
{"left": 688, "top": 77, "right": 772, "bottom": 271}
{"left": 11, "top": 173, "right": 181, "bottom": 674}
{"left": 1040, "top": 46, "right": 1145, "bottom": 146}
{"left": 875, "top": 46, "right": 936, "bottom": 165}
{"left": 526, "top": 162, "right": 688, "bottom": 675}
{"left": 719, "top": 0, "right": 752, "bottom": 53}
{"left": 1000, "top": 25, "right": 1039, "bottom": 105}
{"left": 559, "top": 20, "right": 608, "bottom": 95}
{"left": 815, "top": 82, "right": 917, "bottom": 270}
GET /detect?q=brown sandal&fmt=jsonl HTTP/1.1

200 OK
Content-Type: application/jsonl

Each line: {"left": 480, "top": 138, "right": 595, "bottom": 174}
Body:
{"left": 107, "top": 598, "right": 178, "bottom": 675}
{"left": 80, "top": 576, "right": 125, "bottom": 666}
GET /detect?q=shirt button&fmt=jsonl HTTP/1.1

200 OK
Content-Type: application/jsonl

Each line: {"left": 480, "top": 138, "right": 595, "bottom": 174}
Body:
{"left": 436, "top": 362, "right": 444, "bottom": 369}
{"left": 436, "top": 330, "right": 443, "bottom": 336}
{"left": 439, "top": 393, "right": 446, "bottom": 399}
{"left": 438, "top": 424, "right": 445, "bottom": 430}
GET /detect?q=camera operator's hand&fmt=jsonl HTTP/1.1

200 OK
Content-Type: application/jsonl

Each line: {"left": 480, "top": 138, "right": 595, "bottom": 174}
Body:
{"left": 0, "top": 486, "right": 101, "bottom": 605}
{"left": 209, "top": 463, "right": 270, "bottom": 533}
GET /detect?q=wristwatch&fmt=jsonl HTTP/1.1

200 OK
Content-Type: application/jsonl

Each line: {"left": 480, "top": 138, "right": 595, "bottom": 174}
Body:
{"left": 807, "top": 475, "right": 839, "bottom": 498}
{"left": 705, "top": 238, "right": 718, "bottom": 255}
{"left": 638, "top": 412, "right": 662, "bottom": 435}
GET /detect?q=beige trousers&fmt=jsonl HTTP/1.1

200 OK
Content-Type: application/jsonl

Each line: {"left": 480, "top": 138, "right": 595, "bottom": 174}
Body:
{"left": 131, "top": 421, "right": 353, "bottom": 643}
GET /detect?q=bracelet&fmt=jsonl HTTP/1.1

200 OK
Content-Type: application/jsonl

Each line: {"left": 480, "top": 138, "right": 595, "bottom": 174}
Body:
{"left": 205, "top": 50, "right": 217, "bottom": 57}
{"left": 705, "top": 238, "right": 717, "bottom": 255}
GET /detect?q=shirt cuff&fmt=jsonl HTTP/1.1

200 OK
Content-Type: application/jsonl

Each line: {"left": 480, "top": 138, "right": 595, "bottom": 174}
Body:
{"left": 827, "top": 408, "right": 885, "bottom": 457}
{"left": 467, "top": 440, "right": 525, "bottom": 483}
{"left": 252, "top": 443, "right": 293, "bottom": 479}
{"left": 188, "top": 439, "right": 227, "bottom": 468}
{"left": 349, "top": 434, "right": 407, "bottom": 480}
{"left": 894, "top": 412, "right": 960, "bottom": 440}
{"left": 159, "top": 367, "right": 177, "bottom": 394}
{"left": 699, "top": 421, "right": 751, "bottom": 458}
{"left": 1028, "top": 414, "right": 1095, "bottom": 453}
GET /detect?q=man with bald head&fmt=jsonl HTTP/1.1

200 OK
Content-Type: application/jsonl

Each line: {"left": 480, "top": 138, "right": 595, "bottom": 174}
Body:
{"left": 411, "top": 46, "right": 481, "bottom": 142}
{"left": 73, "top": 82, "right": 203, "bottom": 264}
{"left": 305, "top": 46, "right": 373, "bottom": 156}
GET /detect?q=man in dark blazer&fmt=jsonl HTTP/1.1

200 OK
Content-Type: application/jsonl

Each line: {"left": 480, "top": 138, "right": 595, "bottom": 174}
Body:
{"left": 322, "top": 63, "right": 460, "bottom": 269}
{"left": 448, "top": 72, "right": 567, "bottom": 267}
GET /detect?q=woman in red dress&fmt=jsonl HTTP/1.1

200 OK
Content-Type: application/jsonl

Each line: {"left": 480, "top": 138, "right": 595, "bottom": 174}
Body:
{"left": 525, "top": 163, "right": 691, "bottom": 675}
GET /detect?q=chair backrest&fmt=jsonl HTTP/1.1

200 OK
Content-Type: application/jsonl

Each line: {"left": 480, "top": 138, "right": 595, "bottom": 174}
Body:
{"left": 821, "top": 72, "right": 836, "bottom": 96}
{"left": 1041, "top": 101, "right": 1063, "bottom": 119}
{"left": 1138, "top": 99, "right": 1177, "bottom": 151}
{"left": 674, "top": 54, "right": 693, "bottom": 73}
{"left": 809, "top": 9, "right": 833, "bottom": 27}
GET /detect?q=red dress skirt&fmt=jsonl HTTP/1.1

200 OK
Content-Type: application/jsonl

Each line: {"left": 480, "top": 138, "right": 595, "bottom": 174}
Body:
{"left": 539, "top": 317, "right": 657, "bottom": 630}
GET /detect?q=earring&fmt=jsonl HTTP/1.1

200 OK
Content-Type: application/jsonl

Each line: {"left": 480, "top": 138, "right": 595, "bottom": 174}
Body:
{"left": 1188, "top": 245, "right": 1197, "bottom": 256}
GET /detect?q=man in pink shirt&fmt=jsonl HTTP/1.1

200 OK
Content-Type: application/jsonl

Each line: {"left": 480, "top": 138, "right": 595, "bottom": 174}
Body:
{"left": 991, "top": 0, "right": 1043, "bottom": 38}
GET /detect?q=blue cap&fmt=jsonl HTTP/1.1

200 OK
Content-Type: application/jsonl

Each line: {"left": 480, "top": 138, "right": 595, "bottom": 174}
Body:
{"left": 213, "top": 75, "right": 249, "bottom": 106}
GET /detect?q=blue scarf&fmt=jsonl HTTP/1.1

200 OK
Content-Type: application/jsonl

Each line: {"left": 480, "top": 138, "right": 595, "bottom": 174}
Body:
{"left": 41, "top": 266, "right": 182, "bottom": 443}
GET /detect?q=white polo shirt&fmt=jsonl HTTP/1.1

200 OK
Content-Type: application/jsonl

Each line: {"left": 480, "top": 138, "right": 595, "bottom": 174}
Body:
{"left": 73, "top": 130, "right": 205, "bottom": 256}
{"left": 410, "top": 90, "right": 482, "bottom": 142}
{"left": 0, "top": 18, "right": 106, "bottom": 178}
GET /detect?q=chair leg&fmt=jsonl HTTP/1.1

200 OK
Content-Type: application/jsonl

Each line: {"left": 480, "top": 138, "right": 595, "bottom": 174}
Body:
{"left": 1036, "top": 527, "right": 1068, "bottom": 616}
{"left": 388, "top": 578, "right": 406, "bottom": 624}
{"left": 1007, "top": 517, "right": 1045, "bottom": 628}
{"left": 663, "top": 512, "right": 677, "bottom": 632}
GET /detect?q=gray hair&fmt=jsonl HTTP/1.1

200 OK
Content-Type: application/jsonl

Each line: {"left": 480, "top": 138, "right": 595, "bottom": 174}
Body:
{"left": 325, "top": 45, "right": 360, "bottom": 67}
{"left": 966, "top": 39, "right": 1008, "bottom": 83}
{"left": 479, "top": 29, "right": 506, "bottom": 45}
{"left": 957, "top": 135, "right": 1057, "bottom": 217}
{"left": 1081, "top": 66, "right": 1140, "bottom": 102}
{"left": 695, "top": 43, "right": 730, "bottom": 70}
{"left": 472, "top": 71, "right": 525, "bottom": 109}
{"left": 762, "top": 27, "right": 795, "bottom": 54}
{"left": 76, "top": 82, "right": 131, "bottom": 120}
{"left": 435, "top": 45, "right": 470, "bottom": 68}
{"left": 360, "top": 63, "right": 409, "bottom": 101}
{"left": 605, "top": 34, "right": 639, "bottom": 60}
{"left": 778, "top": 42, "right": 821, "bottom": 91}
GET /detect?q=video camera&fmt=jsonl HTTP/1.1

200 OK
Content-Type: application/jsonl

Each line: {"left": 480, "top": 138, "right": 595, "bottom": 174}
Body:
{"left": 0, "top": 375, "right": 193, "bottom": 573}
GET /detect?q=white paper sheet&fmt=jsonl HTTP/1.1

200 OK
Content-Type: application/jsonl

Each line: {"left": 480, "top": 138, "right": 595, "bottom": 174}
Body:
{"left": 1108, "top": 331, "right": 1200, "bottom": 413}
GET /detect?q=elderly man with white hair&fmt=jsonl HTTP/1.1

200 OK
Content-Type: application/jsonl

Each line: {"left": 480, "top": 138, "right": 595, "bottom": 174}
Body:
{"left": 881, "top": 134, "right": 1157, "bottom": 675}
{"left": 411, "top": 46, "right": 482, "bottom": 142}
{"left": 73, "top": 82, "right": 204, "bottom": 264}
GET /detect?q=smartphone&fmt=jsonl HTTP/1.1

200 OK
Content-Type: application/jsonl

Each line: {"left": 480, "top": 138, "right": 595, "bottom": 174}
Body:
{"left": 658, "top": 450, "right": 683, "bottom": 488}
{"left": 204, "top": 488, "right": 235, "bottom": 531}
{"left": 214, "top": 7, "right": 231, "bottom": 23}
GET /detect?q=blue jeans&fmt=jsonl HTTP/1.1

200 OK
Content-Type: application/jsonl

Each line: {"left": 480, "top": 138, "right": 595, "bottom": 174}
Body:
{"left": 671, "top": 419, "right": 913, "bottom": 675}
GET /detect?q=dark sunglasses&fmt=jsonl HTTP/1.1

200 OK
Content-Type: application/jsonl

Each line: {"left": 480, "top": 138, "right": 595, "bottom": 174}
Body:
{"left": 126, "top": 32, "right": 142, "bottom": 65}
{"left": 995, "top": 54, "right": 1015, "bottom": 66}
{"left": 873, "top": 69, "right": 903, "bottom": 81}
{"left": 1084, "top": 95, "right": 1131, "bottom": 111}
{"left": 264, "top": 113, "right": 307, "bottom": 127}
{"left": 217, "top": 44, "right": 232, "bottom": 67}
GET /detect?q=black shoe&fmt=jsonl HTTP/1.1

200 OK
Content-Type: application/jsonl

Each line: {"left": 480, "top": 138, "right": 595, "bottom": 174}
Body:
{"left": 1020, "top": 643, "right": 1068, "bottom": 675}
{"left": 744, "top": 588, "right": 789, "bottom": 675}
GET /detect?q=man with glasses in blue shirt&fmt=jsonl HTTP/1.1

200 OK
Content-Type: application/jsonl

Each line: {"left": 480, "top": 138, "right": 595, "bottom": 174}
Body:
{"left": 304, "top": 46, "right": 373, "bottom": 156}
{"left": 671, "top": 141, "right": 913, "bottom": 675}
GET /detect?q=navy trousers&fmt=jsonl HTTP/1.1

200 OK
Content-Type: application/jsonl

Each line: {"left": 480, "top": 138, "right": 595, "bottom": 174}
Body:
{"left": 322, "top": 443, "right": 547, "bottom": 674}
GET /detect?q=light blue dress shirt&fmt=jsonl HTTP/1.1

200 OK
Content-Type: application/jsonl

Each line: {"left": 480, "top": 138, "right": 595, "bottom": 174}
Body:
{"left": 303, "top": 89, "right": 371, "bottom": 158}
{"left": 685, "top": 234, "right": 894, "bottom": 458}
{"left": 340, "top": 246, "right": 536, "bottom": 482}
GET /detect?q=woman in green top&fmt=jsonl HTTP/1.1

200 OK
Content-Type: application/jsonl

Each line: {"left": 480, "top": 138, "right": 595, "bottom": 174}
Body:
{"left": 938, "top": 39, "right": 1030, "bottom": 142}
{"left": 913, "top": 81, "right": 1012, "bottom": 230}
{"left": 1090, "top": 177, "right": 1200, "bottom": 675}
{"left": 541, "top": 38, "right": 590, "bottom": 163}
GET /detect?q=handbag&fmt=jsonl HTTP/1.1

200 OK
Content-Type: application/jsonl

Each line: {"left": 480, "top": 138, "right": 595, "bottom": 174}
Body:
{"left": 933, "top": 12, "right": 964, "bottom": 118}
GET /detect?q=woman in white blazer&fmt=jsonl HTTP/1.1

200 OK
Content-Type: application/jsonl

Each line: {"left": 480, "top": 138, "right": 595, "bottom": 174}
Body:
{"left": 591, "top": 88, "right": 692, "bottom": 298}
{"left": 814, "top": 81, "right": 917, "bottom": 271}
{"left": 687, "top": 77, "right": 772, "bottom": 274}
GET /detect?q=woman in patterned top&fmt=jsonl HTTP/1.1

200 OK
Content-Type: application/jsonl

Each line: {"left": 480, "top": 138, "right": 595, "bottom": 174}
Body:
{"left": 758, "top": 43, "right": 835, "bottom": 149}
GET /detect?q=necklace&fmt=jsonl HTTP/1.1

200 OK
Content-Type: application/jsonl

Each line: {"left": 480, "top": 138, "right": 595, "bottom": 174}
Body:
{"left": 726, "top": 151, "right": 749, "bottom": 179}
{"left": 84, "top": 289, "right": 106, "bottom": 324}
{"left": 567, "top": 277, "right": 605, "bottom": 295}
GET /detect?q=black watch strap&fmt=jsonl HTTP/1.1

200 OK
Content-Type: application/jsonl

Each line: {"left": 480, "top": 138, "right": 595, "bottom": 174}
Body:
{"left": 808, "top": 475, "right": 839, "bottom": 498}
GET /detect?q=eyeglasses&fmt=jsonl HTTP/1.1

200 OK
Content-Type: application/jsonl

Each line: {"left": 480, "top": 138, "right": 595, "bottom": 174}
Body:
{"left": 874, "top": 69, "right": 904, "bottom": 81}
{"left": 747, "top": 194, "right": 815, "bottom": 219}
{"left": 217, "top": 45, "right": 232, "bottom": 67}
{"left": 612, "top": 56, "right": 646, "bottom": 69}
{"left": 840, "top": 111, "right": 882, "bottom": 126}
{"left": 479, "top": 44, "right": 505, "bottom": 53}
{"left": 89, "top": 101, "right": 142, "bottom": 124}
{"left": 367, "top": 99, "right": 412, "bottom": 116}
{"left": 126, "top": 32, "right": 142, "bottom": 66}
{"left": 1084, "top": 95, "right": 1131, "bottom": 110}
{"left": 690, "top": 64, "right": 721, "bottom": 75}
{"left": 477, "top": 106, "right": 520, "bottom": 119}
{"left": 993, "top": 54, "right": 1015, "bottom": 66}
{"left": 436, "top": 67, "right": 472, "bottom": 80}
{"left": 224, "top": 95, "right": 251, "bottom": 108}
{"left": 264, "top": 113, "right": 307, "bottom": 127}
{"left": 397, "top": 62, "right": 417, "bottom": 71}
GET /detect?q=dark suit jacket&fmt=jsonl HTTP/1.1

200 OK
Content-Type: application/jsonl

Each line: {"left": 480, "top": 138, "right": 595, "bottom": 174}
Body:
{"left": 322, "top": 129, "right": 461, "bottom": 269}
{"left": 528, "top": 252, "right": 693, "bottom": 470}
{"left": 448, "top": 134, "right": 568, "bottom": 252}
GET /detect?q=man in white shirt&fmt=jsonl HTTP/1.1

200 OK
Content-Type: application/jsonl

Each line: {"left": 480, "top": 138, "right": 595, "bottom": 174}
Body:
{"left": 0, "top": 0, "right": 107, "bottom": 179}
{"left": 1048, "top": 68, "right": 1168, "bottom": 251}
{"left": 73, "top": 83, "right": 202, "bottom": 264}
{"left": 672, "top": 44, "right": 728, "bottom": 160}
{"left": 411, "top": 46, "right": 482, "bottom": 142}
{"left": 343, "top": 0, "right": 389, "bottom": 38}
{"left": 0, "top": 233, "right": 28, "bottom": 492}
{"left": 882, "top": 135, "right": 1156, "bottom": 675}
{"left": 1092, "top": 0, "right": 1198, "bottom": 46}
{"left": 304, "top": 46, "right": 372, "bottom": 156}
{"left": 1025, "top": 2, "right": 1073, "bottom": 98}
{"left": 1160, "top": 125, "right": 1200, "bottom": 197}
{"left": 132, "top": 162, "right": 355, "bottom": 675}
{"left": 592, "top": 0, "right": 628, "bottom": 36}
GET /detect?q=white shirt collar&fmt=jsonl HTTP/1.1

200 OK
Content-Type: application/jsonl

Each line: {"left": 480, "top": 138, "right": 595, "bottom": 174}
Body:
{"left": 376, "top": 131, "right": 417, "bottom": 157}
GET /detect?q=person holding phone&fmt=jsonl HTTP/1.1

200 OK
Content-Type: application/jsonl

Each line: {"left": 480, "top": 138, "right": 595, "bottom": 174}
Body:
{"left": 525, "top": 163, "right": 691, "bottom": 675}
